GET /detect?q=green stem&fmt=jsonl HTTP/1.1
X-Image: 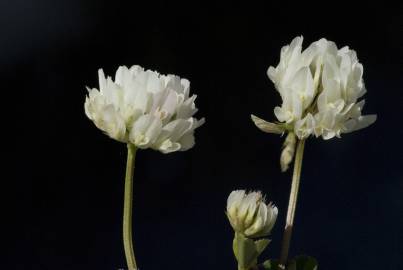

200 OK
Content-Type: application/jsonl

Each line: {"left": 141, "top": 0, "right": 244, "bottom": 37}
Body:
{"left": 123, "top": 144, "right": 138, "bottom": 270}
{"left": 235, "top": 233, "right": 247, "bottom": 270}
{"left": 279, "top": 139, "right": 306, "bottom": 269}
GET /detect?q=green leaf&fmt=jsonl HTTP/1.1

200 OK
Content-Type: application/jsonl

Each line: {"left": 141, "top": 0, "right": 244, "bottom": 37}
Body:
{"left": 261, "top": 259, "right": 280, "bottom": 270}
{"left": 254, "top": 238, "right": 271, "bottom": 255}
{"left": 287, "top": 255, "right": 318, "bottom": 270}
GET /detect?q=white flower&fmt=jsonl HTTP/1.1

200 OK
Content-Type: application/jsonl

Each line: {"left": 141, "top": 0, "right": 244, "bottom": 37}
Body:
{"left": 297, "top": 43, "right": 376, "bottom": 139}
{"left": 253, "top": 36, "right": 376, "bottom": 140}
{"left": 85, "top": 65, "right": 205, "bottom": 153}
{"left": 267, "top": 36, "right": 318, "bottom": 124}
{"left": 226, "top": 190, "right": 278, "bottom": 238}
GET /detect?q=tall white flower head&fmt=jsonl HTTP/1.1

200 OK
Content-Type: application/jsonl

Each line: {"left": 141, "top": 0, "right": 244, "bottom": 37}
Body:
{"left": 252, "top": 36, "right": 376, "bottom": 140}
{"left": 85, "top": 65, "right": 205, "bottom": 153}
{"left": 226, "top": 190, "right": 278, "bottom": 238}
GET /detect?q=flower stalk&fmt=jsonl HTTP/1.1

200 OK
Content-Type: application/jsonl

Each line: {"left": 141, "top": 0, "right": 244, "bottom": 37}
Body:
{"left": 279, "top": 139, "right": 305, "bottom": 268}
{"left": 123, "top": 143, "right": 138, "bottom": 270}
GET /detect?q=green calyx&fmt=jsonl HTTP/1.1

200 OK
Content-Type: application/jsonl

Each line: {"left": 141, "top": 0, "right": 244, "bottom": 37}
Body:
{"left": 233, "top": 232, "right": 271, "bottom": 270}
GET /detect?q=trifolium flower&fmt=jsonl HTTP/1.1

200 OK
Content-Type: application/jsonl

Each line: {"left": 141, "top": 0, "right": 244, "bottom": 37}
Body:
{"left": 226, "top": 190, "right": 278, "bottom": 238}
{"left": 85, "top": 65, "right": 205, "bottom": 153}
{"left": 252, "top": 36, "right": 376, "bottom": 140}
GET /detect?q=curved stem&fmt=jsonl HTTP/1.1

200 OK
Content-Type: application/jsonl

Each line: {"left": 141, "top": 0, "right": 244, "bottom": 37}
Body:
{"left": 279, "top": 139, "right": 306, "bottom": 269}
{"left": 123, "top": 144, "right": 138, "bottom": 270}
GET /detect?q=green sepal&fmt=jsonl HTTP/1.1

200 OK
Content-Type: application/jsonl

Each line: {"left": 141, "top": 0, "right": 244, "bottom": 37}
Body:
{"left": 254, "top": 238, "right": 271, "bottom": 256}
{"left": 233, "top": 233, "right": 272, "bottom": 270}
{"left": 287, "top": 255, "right": 318, "bottom": 270}
{"left": 233, "top": 233, "right": 258, "bottom": 269}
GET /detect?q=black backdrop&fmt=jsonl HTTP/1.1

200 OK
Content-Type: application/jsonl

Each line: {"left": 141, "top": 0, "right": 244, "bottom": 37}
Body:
{"left": 5, "top": 1, "right": 403, "bottom": 269}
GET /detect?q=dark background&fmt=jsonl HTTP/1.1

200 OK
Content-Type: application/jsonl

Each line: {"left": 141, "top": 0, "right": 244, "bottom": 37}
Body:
{"left": 4, "top": 1, "right": 403, "bottom": 269}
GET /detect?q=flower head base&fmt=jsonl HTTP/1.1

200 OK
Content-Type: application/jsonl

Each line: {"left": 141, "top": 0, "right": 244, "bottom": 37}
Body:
{"left": 85, "top": 65, "right": 205, "bottom": 153}
{"left": 252, "top": 36, "right": 376, "bottom": 140}
{"left": 227, "top": 190, "right": 278, "bottom": 238}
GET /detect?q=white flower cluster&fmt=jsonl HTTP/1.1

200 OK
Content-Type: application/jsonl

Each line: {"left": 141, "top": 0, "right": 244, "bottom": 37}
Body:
{"left": 264, "top": 36, "right": 376, "bottom": 139}
{"left": 226, "top": 190, "right": 278, "bottom": 238}
{"left": 85, "top": 65, "right": 205, "bottom": 153}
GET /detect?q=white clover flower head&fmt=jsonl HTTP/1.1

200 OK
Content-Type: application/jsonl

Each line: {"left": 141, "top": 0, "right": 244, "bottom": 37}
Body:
{"left": 252, "top": 36, "right": 376, "bottom": 140}
{"left": 226, "top": 190, "right": 278, "bottom": 238}
{"left": 84, "top": 65, "right": 205, "bottom": 153}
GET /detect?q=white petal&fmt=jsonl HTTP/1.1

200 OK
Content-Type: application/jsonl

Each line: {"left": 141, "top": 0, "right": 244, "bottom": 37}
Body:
{"left": 98, "top": 69, "right": 107, "bottom": 92}
{"left": 129, "top": 114, "right": 162, "bottom": 147}
{"left": 158, "top": 140, "right": 181, "bottom": 153}
{"left": 267, "top": 66, "right": 277, "bottom": 82}
{"left": 180, "top": 78, "right": 190, "bottom": 98}
{"left": 274, "top": 107, "right": 288, "bottom": 122}
{"left": 178, "top": 133, "right": 195, "bottom": 151}
{"left": 160, "top": 90, "right": 178, "bottom": 118}
{"left": 344, "top": 114, "right": 377, "bottom": 133}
